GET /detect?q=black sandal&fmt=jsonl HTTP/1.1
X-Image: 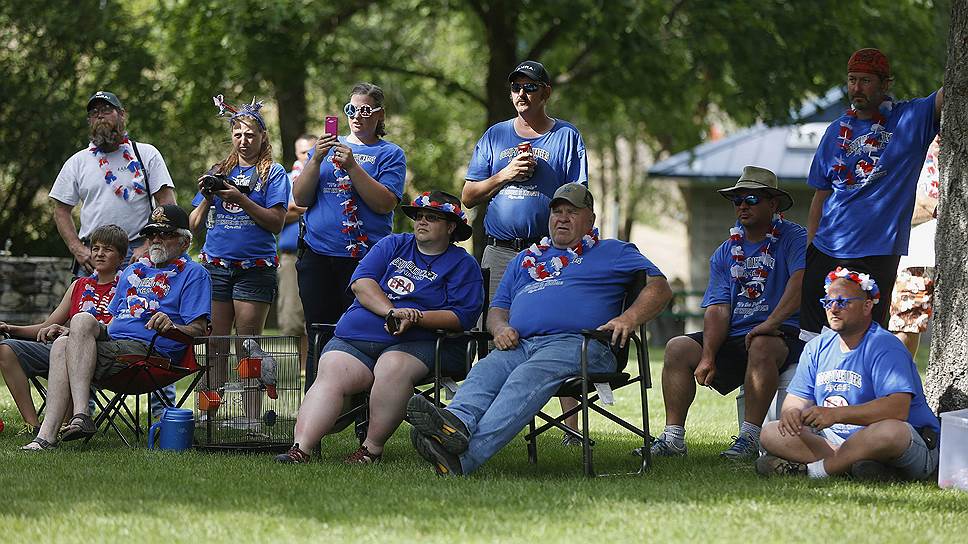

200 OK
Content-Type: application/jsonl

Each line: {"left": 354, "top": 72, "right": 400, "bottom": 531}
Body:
{"left": 60, "top": 413, "right": 96, "bottom": 442}
{"left": 20, "top": 437, "right": 57, "bottom": 451}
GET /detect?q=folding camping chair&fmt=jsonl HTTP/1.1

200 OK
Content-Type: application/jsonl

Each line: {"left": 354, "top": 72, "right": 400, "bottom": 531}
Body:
{"left": 90, "top": 329, "right": 207, "bottom": 447}
{"left": 306, "top": 267, "right": 490, "bottom": 445}
{"left": 523, "top": 270, "right": 653, "bottom": 477}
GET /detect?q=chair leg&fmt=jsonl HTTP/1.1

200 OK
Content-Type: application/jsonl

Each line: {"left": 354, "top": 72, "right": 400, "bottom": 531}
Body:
{"left": 527, "top": 418, "right": 538, "bottom": 464}
{"left": 580, "top": 337, "right": 594, "bottom": 477}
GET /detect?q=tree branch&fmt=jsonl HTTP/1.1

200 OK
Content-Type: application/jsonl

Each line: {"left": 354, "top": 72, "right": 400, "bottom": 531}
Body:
{"left": 345, "top": 62, "right": 487, "bottom": 106}
{"left": 463, "top": 0, "right": 486, "bottom": 21}
{"left": 525, "top": 19, "right": 570, "bottom": 61}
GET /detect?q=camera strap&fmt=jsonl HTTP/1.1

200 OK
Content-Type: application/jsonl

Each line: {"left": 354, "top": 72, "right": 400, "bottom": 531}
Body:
{"left": 130, "top": 140, "right": 153, "bottom": 216}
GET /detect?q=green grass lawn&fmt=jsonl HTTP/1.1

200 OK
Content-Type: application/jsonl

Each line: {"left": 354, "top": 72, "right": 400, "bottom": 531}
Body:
{"left": 1, "top": 347, "right": 966, "bottom": 543}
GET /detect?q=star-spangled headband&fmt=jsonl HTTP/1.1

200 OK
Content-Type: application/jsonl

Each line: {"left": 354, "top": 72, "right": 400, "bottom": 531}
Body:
{"left": 824, "top": 266, "right": 880, "bottom": 304}
{"left": 212, "top": 94, "right": 266, "bottom": 130}
{"left": 412, "top": 193, "right": 468, "bottom": 223}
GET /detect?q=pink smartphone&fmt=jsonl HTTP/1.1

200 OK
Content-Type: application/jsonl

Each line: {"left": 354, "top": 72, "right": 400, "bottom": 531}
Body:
{"left": 324, "top": 116, "right": 339, "bottom": 137}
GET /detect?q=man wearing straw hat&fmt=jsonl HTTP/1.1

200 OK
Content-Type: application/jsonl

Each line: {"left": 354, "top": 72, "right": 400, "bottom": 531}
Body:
{"left": 651, "top": 166, "right": 807, "bottom": 461}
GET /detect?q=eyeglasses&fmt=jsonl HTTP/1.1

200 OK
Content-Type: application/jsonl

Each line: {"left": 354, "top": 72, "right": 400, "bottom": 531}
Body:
{"left": 819, "top": 296, "right": 865, "bottom": 310}
{"left": 145, "top": 231, "right": 179, "bottom": 240}
{"left": 343, "top": 103, "right": 382, "bottom": 119}
{"left": 413, "top": 212, "right": 445, "bottom": 223}
{"left": 510, "top": 82, "right": 545, "bottom": 94}
{"left": 87, "top": 105, "right": 117, "bottom": 117}
{"left": 731, "top": 194, "right": 762, "bottom": 206}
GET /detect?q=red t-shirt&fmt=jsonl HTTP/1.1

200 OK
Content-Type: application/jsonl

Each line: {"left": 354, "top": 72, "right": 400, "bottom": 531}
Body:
{"left": 69, "top": 276, "right": 117, "bottom": 324}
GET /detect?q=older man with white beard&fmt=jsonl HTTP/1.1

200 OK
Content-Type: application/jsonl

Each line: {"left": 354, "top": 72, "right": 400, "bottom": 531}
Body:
{"left": 20, "top": 205, "right": 211, "bottom": 451}
{"left": 50, "top": 91, "right": 177, "bottom": 275}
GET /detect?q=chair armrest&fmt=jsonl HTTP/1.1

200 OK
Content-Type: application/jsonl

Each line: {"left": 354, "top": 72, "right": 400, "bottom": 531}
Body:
{"left": 159, "top": 328, "right": 195, "bottom": 346}
{"left": 580, "top": 329, "right": 613, "bottom": 345}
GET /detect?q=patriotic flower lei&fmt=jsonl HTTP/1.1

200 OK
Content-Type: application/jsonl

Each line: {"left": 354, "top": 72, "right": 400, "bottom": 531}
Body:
{"left": 825, "top": 266, "right": 880, "bottom": 304}
{"left": 79, "top": 274, "right": 118, "bottom": 323}
{"left": 89, "top": 133, "right": 146, "bottom": 201}
{"left": 521, "top": 228, "right": 599, "bottom": 281}
{"left": 411, "top": 192, "right": 468, "bottom": 224}
{"left": 729, "top": 214, "right": 782, "bottom": 299}
{"left": 199, "top": 252, "right": 279, "bottom": 269}
{"left": 334, "top": 163, "right": 369, "bottom": 258}
{"left": 122, "top": 256, "right": 188, "bottom": 318}
{"left": 833, "top": 98, "right": 893, "bottom": 188}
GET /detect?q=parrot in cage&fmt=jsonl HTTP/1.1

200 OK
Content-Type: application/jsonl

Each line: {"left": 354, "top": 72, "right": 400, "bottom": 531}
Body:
{"left": 242, "top": 339, "right": 278, "bottom": 399}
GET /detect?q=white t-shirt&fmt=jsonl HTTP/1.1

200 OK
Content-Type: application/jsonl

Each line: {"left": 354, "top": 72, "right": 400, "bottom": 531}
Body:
{"left": 49, "top": 141, "right": 175, "bottom": 241}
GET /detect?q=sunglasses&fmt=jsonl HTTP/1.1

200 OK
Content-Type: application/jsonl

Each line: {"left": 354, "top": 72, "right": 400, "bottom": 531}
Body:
{"left": 731, "top": 194, "right": 764, "bottom": 206}
{"left": 819, "top": 296, "right": 865, "bottom": 310}
{"left": 510, "top": 82, "right": 545, "bottom": 94}
{"left": 413, "top": 212, "right": 446, "bottom": 223}
{"left": 145, "top": 230, "right": 180, "bottom": 240}
{"left": 343, "top": 103, "right": 382, "bottom": 119}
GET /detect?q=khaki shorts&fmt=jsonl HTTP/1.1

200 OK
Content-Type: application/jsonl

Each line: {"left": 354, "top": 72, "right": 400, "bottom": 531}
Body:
{"left": 93, "top": 325, "right": 154, "bottom": 382}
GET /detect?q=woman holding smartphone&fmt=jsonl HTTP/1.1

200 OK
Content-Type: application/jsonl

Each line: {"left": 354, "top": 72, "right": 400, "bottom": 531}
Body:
{"left": 276, "top": 191, "right": 482, "bottom": 464}
{"left": 293, "top": 83, "right": 407, "bottom": 380}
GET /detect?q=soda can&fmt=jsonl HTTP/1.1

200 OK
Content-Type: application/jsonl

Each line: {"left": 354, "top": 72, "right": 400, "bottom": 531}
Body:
{"left": 516, "top": 142, "right": 532, "bottom": 155}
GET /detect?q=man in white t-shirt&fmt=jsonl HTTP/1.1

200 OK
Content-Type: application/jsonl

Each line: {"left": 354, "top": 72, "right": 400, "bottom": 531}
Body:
{"left": 50, "top": 91, "right": 176, "bottom": 275}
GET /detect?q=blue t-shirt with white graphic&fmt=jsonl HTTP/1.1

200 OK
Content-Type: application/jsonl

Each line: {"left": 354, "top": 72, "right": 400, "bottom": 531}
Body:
{"left": 108, "top": 255, "right": 212, "bottom": 358}
{"left": 701, "top": 220, "right": 807, "bottom": 336}
{"left": 302, "top": 137, "right": 406, "bottom": 257}
{"left": 492, "top": 239, "right": 663, "bottom": 338}
{"left": 808, "top": 92, "right": 939, "bottom": 258}
{"left": 334, "top": 234, "right": 483, "bottom": 343}
{"left": 466, "top": 119, "right": 587, "bottom": 240}
{"left": 191, "top": 163, "right": 291, "bottom": 262}
{"left": 788, "top": 322, "right": 939, "bottom": 440}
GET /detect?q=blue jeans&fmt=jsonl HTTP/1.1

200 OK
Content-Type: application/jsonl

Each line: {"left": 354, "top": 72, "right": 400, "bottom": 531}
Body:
{"left": 447, "top": 333, "right": 615, "bottom": 474}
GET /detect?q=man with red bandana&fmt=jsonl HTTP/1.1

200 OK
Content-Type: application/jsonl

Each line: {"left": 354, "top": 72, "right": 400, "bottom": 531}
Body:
{"left": 800, "top": 49, "right": 943, "bottom": 341}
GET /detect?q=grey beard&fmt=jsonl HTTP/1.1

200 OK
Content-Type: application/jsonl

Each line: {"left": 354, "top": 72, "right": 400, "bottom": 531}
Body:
{"left": 90, "top": 121, "right": 124, "bottom": 151}
{"left": 148, "top": 245, "right": 170, "bottom": 265}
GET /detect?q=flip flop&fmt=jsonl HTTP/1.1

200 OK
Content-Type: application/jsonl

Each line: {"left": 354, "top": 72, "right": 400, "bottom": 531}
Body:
{"left": 60, "top": 413, "right": 96, "bottom": 442}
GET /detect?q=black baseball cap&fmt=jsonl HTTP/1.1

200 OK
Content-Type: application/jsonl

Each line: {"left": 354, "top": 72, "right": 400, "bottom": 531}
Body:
{"left": 508, "top": 61, "right": 551, "bottom": 85}
{"left": 140, "top": 205, "right": 190, "bottom": 236}
{"left": 87, "top": 90, "right": 124, "bottom": 111}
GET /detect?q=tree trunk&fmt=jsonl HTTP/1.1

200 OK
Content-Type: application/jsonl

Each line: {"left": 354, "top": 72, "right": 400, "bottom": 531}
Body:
{"left": 924, "top": 0, "right": 968, "bottom": 414}
{"left": 470, "top": 0, "right": 519, "bottom": 259}
{"left": 273, "top": 71, "right": 308, "bottom": 169}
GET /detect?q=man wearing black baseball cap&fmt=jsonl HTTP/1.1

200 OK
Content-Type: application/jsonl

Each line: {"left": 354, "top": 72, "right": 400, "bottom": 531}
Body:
{"left": 461, "top": 61, "right": 590, "bottom": 442}
{"left": 50, "top": 90, "right": 177, "bottom": 275}
{"left": 48, "top": 91, "right": 179, "bottom": 414}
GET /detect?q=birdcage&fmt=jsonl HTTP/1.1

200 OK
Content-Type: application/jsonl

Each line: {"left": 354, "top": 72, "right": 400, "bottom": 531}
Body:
{"left": 193, "top": 335, "right": 301, "bottom": 452}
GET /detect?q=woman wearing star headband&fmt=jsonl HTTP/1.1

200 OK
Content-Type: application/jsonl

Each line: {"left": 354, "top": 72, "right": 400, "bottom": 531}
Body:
{"left": 189, "top": 97, "right": 291, "bottom": 422}
{"left": 292, "top": 83, "right": 407, "bottom": 383}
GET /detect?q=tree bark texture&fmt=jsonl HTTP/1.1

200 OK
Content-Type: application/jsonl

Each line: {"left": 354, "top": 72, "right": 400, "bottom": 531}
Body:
{"left": 925, "top": 0, "right": 968, "bottom": 413}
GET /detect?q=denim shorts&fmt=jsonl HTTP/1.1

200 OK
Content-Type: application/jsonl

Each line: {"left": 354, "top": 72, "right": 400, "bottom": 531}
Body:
{"left": 321, "top": 336, "right": 470, "bottom": 377}
{"left": 0, "top": 338, "right": 52, "bottom": 378}
{"left": 204, "top": 262, "right": 278, "bottom": 304}
{"left": 821, "top": 422, "right": 939, "bottom": 481}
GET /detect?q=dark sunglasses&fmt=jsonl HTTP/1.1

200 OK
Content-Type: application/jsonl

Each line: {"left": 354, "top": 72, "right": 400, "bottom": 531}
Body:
{"left": 413, "top": 212, "right": 446, "bottom": 223}
{"left": 510, "top": 82, "right": 545, "bottom": 94}
{"left": 731, "top": 194, "right": 763, "bottom": 206}
{"left": 819, "top": 296, "right": 865, "bottom": 310}
{"left": 145, "top": 230, "right": 180, "bottom": 240}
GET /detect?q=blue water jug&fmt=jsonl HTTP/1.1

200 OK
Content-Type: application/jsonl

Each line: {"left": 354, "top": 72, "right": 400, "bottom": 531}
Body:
{"left": 148, "top": 408, "right": 194, "bottom": 451}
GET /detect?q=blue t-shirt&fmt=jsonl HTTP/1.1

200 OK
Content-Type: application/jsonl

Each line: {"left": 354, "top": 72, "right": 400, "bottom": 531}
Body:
{"left": 108, "top": 255, "right": 212, "bottom": 358}
{"left": 701, "top": 220, "right": 807, "bottom": 336}
{"left": 492, "top": 239, "right": 663, "bottom": 338}
{"left": 278, "top": 189, "right": 300, "bottom": 252}
{"left": 302, "top": 137, "right": 406, "bottom": 257}
{"left": 334, "top": 234, "right": 483, "bottom": 343}
{"left": 788, "top": 322, "right": 939, "bottom": 440}
{"left": 466, "top": 119, "right": 588, "bottom": 240}
{"left": 808, "top": 92, "right": 939, "bottom": 258}
{"left": 191, "top": 163, "right": 291, "bottom": 263}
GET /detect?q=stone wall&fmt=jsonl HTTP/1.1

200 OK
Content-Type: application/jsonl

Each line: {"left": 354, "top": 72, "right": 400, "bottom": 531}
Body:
{"left": 0, "top": 257, "right": 73, "bottom": 325}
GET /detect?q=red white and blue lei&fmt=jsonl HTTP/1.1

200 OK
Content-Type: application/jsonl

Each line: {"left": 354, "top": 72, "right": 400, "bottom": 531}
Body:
{"left": 824, "top": 266, "right": 881, "bottom": 304}
{"left": 729, "top": 215, "right": 782, "bottom": 299}
{"left": 199, "top": 252, "right": 279, "bottom": 269}
{"left": 334, "top": 164, "right": 369, "bottom": 258}
{"left": 833, "top": 99, "right": 893, "bottom": 189}
{"left": 79, "top": 275, "right": 118, "bottom": 323}
{"left": 121, "top": 257, "right": 187, "bottom": 318}
{"left": 521, "top": 228, "right": 599, "bottom": 281}
{"left": 89, "top": 133, "right": 146, "bottom": 201}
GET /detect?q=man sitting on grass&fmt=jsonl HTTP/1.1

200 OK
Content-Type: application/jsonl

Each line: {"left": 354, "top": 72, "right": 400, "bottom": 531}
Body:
{"left": 757, "top": 267, "right": 939, "bottom": 481}
{"left": 21, "top": 205, "right": 211, "bottom": 451}
{"left": 406, "top": 183, "right": 672, "bottom": 475}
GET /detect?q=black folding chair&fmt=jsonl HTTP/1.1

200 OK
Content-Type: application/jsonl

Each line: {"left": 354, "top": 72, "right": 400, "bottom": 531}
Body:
{"left": 306, "top": 268, "right": 490, "bottom": 445}
{"left": 523, "top": 270, "right": 653, "bottom": 477}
